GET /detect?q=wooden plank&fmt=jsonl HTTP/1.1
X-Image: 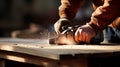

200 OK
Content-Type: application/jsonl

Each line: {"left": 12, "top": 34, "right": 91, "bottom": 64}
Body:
{"left": 0, "top": 44, "right": 59, "bottom": 60}
{"left": 0, "top": 38, "right": 120, "bottom": 60}
{"left": 0, "top": 43, "right": 120, "bottom": 60}
{"left": 0, "top": 50, "right": 88, "bottom": 67}
{"left": 0, "top": 38, "right": 120, "bottom": 67}
{"left": 0, "top": 50, "right": 58, "bottom": 67}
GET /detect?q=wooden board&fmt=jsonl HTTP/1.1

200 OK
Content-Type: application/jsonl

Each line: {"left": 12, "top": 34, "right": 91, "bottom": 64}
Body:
{"left": 0, "top": 38, "right": 120, "bottom": 60}
{"left": 0, "top": 38, "right": 120, "bottom": 67}
{"left": 0, "top": 42, "right": 120, "bottom": 60}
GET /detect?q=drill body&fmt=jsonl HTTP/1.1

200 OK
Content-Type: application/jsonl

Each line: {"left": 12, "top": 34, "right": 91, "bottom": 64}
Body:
{"left": 49, "top": 25, "right": 79, "bottom": 45}
{"left": 49, "top": 25, "right": 103, "bottom": 45}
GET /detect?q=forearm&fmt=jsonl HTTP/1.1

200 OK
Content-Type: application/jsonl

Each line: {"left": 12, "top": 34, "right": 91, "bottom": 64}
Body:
{"left": 89, "top": 0, "right": 120, "bottom": 33}
{"left": 59, "top": 0, "right": 83, "bottom": 20}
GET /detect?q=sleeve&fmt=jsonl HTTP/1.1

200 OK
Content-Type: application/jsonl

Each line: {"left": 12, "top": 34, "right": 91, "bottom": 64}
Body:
{"left": 89, "top": 0, "right": 120, "bottom": 33}
{"left": 59, "top": 0, "right": 84, "bottom": 20}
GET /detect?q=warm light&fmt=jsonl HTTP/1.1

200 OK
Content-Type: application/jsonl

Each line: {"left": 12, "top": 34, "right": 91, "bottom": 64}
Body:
{"left": 0, "top": 45, "right": 14, "bottom": 51}
{"left": 6, "top": 55, "right": 25, "bottom": 62}
{"left": 0, "top": 45, "right": 26, "bottom": 62}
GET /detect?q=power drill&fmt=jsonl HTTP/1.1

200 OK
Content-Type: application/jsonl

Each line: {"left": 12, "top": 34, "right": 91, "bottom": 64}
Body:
{"left": 49, "top": 25, "right": 103, "bottom": 45}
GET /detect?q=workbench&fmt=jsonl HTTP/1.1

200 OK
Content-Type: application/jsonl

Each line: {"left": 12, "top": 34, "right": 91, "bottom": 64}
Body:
{"left": 0, "top": 38, "right": 120, "bottom": 67}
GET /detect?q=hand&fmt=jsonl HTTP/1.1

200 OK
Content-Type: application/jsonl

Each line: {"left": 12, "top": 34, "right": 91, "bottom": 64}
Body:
{"left": 75, "top": 24, "right": 96, "bottom": 43}
{"left": 54, "top": 18, "right": 71, "bottom": 34}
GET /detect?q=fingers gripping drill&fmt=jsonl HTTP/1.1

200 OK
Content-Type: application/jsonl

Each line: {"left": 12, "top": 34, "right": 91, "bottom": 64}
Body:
{"left": 49, "top": 25, "right": 103, "bottom": 45}
{"left": 49, "top": 25, "right": 80, "bottom": 45}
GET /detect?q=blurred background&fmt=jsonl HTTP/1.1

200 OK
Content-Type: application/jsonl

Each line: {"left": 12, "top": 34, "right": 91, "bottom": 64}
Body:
{"left": 0, "top": 0, "right": 93, "bottom": 38}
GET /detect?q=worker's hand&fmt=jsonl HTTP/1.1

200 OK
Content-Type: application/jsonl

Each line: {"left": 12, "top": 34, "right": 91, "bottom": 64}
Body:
{"left": 54, "top": 18, "right": 71, "bottom": 34}
{"left": 75, "top": 24, "right": 96, "bottom": 43}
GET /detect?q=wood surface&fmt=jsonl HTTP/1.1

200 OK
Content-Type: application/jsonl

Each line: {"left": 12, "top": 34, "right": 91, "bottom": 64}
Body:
{"left": 0, "top": 41, "right": 120, "bottom": 60}
{"left": 0, "top": 38, "right": 120, "bottom": 67}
